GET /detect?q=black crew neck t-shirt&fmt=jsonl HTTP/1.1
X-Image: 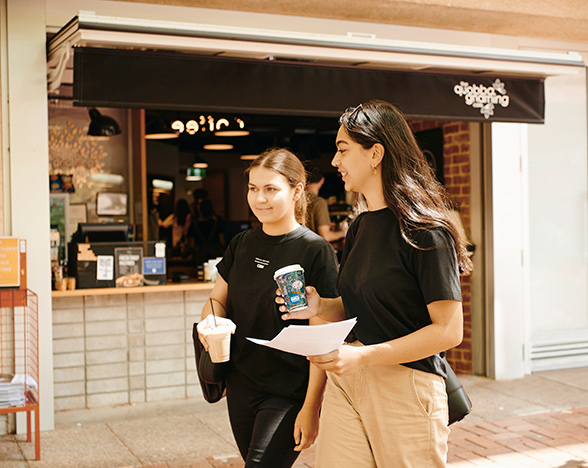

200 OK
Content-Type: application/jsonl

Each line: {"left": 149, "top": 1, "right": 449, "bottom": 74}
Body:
{"left": 339, "top": 208, "right": 462, "bottom": 378}
{"left": 217, "top": 225, "right": 339, "bottom": 401}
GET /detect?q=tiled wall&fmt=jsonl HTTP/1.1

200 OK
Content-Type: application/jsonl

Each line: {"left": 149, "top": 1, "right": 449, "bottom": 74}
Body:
{"left": 52, "top": 290, "right": 209, "bottom": 411}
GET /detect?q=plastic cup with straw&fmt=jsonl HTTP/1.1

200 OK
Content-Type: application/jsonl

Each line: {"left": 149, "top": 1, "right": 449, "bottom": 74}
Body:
{"left": 197, "top": 298, "right": 235, "bottom": 363}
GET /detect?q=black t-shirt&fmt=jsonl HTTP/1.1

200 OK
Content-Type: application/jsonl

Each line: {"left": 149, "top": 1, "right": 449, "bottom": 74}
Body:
{"left": 217, "top": 225, "right": 339, "bottom": 400}
{"left": 339, "top": 208, "right": 462, "bottom": 377}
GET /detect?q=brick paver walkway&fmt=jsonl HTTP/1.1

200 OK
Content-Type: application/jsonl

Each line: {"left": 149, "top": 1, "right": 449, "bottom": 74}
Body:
{"left": 448, "top": 408, "right": 588, "bottom": 467}
{"left": 142, "top": 408, "right": 588, "bottom": 468}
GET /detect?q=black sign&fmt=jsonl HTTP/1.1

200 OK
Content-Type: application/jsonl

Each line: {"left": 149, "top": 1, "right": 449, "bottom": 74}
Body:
{"left": 74, "top": 47, "right": 544, "bottom": 123}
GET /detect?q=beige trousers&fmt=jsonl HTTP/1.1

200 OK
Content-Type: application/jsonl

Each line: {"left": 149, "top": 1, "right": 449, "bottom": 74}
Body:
{"left": 315, "top": 348, "right": 450, "bottom": 468}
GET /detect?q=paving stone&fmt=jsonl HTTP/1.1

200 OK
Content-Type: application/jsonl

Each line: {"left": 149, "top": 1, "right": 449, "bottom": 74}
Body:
{"left": 4, "top": 371, "right": 588, "bottom": 468}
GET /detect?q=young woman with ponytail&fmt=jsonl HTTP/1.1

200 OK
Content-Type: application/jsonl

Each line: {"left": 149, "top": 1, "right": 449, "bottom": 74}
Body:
{"left": 199, "top": 148, "right": 339, "bottom": 467}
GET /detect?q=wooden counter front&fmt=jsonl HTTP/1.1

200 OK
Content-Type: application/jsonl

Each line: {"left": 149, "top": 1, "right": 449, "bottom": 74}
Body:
{"left": 51, "top": 280, "right": 214, "bottom": 298}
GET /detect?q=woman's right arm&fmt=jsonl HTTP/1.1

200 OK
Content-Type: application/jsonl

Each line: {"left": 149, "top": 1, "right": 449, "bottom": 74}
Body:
{"left": 201, "top": 276, "right": 229, "bottom": 320}
{"left": 199, "top": 276, "right": 229, "bottom": 349}
{"left": 280, "top": 287, "right": 346, "bottom": 323}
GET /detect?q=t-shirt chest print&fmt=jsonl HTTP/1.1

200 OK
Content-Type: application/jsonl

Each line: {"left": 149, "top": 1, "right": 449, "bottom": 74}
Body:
{"left": 254, "top": 257, "right": 270, "bottom": 269}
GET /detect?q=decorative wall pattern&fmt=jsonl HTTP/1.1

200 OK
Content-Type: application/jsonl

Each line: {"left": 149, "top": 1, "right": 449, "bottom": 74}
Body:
{"left": 48, "top": 106, "right": 129, "bottom": 223}
{"left": 48, "top": 120, "right": 108, "bottom": 189}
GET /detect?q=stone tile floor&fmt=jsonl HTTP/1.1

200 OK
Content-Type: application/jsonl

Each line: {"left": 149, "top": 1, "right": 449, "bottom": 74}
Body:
{"left": 2, "top": 368, "right": 588, "bottom": 467}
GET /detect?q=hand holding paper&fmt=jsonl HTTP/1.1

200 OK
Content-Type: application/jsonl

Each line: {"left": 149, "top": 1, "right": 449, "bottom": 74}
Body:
{"left": 247, "top": 318, "right": 357, "bottom": 357}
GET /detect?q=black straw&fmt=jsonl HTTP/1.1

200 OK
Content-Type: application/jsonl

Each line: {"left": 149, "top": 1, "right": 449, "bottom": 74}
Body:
{"left": 209, "top": 298, "right": 217, "bottom": 327}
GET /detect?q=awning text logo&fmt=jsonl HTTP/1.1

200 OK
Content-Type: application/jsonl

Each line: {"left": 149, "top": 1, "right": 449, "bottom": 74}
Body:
{"left": 454, "top": 78, "right": 510, "bottom": 119}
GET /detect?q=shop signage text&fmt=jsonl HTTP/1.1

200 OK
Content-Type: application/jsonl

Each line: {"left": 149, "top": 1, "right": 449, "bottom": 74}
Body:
{"left": 171, "top": 116, "right": 245, "bottom": 135}
{"left": 454, "top": 78, "right": 510, "bottom": 119}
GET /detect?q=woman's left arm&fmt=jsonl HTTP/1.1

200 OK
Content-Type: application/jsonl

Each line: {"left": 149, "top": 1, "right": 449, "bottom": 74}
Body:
{"left": 293, "top": 317, "right": 328, "bottom": 451}
{"left": 309, "top": 299, "right": 463, "bottom": 376}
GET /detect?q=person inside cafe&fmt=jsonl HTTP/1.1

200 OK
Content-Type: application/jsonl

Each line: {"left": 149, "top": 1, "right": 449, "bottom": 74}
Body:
{"left": 160, "top": 198, "right": 192, "bottom": 258}
{"left": 304, "top": 163, "right": 346, "bottom": 242}
{"left": 189, "top": 197, "right": 225, "bottom": 266}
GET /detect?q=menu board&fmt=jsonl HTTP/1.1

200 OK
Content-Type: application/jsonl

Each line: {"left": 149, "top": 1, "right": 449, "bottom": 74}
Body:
{"left": 0, "top": 238, "right": 20, "bottom": 287}
{"left": 114, "top": 247, "right": 143, "bottom": 287}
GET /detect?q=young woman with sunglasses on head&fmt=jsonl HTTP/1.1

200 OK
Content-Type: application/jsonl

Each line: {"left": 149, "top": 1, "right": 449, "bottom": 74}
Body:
{"left": 279, "top": 100, "right": 473, "bottom": 467}
{"left": 199, "top": 148, "right": 339, "bottom": 468}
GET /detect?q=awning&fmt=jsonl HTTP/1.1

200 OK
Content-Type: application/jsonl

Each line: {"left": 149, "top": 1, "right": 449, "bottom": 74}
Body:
{"left": 73, "top": 47, "right": 545, "bottom": 123}
{"left": 48, "top": 12, "right": 586, "bottom": 124}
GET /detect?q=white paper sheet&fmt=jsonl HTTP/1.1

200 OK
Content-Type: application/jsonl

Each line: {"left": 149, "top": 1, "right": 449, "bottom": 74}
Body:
{"left": 247, "top": 318, "right": 357, "bottom": 356}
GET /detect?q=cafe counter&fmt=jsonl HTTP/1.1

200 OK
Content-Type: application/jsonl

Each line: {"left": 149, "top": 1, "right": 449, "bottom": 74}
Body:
{"left": 51, "top": 281, "right": 215, "bottom": 411}
{"left": 51, "top": 280, "right": 214, "bottom": 297}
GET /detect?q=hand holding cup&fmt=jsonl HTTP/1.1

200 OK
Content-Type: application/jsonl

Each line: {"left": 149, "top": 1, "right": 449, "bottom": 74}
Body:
{"left": 277, "top": 285, "right": 320, "bottom": 321}
{"left": 197, "top": 315, "right": 236, "bottom": 363}
{"left": 274, "top": 264, "right": 308, "bottom": 312}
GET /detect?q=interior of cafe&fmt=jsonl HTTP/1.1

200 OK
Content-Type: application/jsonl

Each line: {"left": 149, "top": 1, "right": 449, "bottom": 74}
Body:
{"left": 48, "top": 102, "right": 452, "bottom": 286}
{"left": 48, "top": 105, "right": 350, "bottom": 284}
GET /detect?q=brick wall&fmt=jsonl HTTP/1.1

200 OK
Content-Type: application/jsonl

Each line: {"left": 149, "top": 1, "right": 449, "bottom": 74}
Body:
{"left": 410, "top": 120, "right": 473, "bottom": 374}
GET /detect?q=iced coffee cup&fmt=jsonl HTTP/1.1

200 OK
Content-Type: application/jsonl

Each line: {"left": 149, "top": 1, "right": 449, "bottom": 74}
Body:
{"left": 197, "top": 315, "right": 236, "bottom": 363}
{"left": 274, "top": 264, "right": 308, "bottom": 312}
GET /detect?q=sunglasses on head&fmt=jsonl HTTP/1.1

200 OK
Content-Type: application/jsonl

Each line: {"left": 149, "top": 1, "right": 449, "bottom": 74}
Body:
{"left": 345, "top": 103, "right": 372, "bottom": 126}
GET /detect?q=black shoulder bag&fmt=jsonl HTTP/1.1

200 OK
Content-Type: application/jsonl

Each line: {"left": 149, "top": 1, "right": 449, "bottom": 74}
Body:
{"left": 192, "top": 323, "right": 228, "bottom": 403}
{"left": 443, "top": 356, "right": 473, "bottom": 425}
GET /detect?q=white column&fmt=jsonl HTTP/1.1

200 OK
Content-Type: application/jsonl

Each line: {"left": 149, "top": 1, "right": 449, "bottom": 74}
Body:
{"left": 526, "top": 71, "right": 588, "bottom": 371}
{"left": 489, "top": 123, "right": 528, "bottom": 380}
{"left": 5, "top": 0, "right": 54, "bottom": 430}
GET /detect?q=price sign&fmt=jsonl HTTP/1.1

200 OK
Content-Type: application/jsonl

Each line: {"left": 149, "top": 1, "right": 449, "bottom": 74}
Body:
{"left": 0, "top": 238, "right": 20, "bottom": 287}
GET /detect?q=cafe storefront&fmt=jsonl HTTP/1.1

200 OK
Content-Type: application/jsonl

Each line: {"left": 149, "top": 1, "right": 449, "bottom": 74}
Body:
{"left": 3, "top": 2, "right": 587, "bottom": 431}
{"left": 46, "top": 8, "right": 588, "bottom": 413}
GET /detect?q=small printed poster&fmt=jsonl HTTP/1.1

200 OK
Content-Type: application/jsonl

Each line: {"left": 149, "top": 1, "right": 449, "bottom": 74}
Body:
{"left": 143, "top": 257, "right": 166, "bottom": 275}
{"left": 115, "top": 247, "right": 143, "bottom": 287}
{"left": 96, "top": 255, "right": 114, "bottom": 281}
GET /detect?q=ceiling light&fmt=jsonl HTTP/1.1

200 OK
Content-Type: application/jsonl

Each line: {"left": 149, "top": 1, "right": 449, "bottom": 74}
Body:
{"left": 193, "top": 153, "right": 209, "bottom": 168}
{"left": 214, "top": 117, "right": 249, "bottom": 137}
{"left": 214, "top": 130, "right": 250, "bottom": 137}
{"left": 87, "top": 108, "right": 121, "bottom": 138}
{"left": 145, "top": 133, "right": 179, "bottom": 140}
{"left": 152, "top": 179, "right": 174, "bottom": 191}
{"left": 89, "top": 173, "right": 124, "bottom": 185}
{"left": 240, "top": 154, "right": 259, "bottom": 160}
{"left": 203, "top": 143, "right": 234, "bottom": 151}
{"left": 145, "top": 116, "right": 179, "bottom": 139}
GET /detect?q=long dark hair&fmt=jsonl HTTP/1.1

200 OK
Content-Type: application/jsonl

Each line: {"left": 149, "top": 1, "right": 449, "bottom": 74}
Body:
{"left": 175, "top": 198, "right": 190, "bottom": 227}
{"left": 339, "top": 100, "right": 473, "bottom": 274}
{"left": 247, "top": 148, "right": 308, "bottom": 224}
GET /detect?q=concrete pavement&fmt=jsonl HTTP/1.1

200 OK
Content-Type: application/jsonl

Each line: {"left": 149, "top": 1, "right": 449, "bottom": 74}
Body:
{"left": 2, "top": 367, "right": 588, "bottom": 467}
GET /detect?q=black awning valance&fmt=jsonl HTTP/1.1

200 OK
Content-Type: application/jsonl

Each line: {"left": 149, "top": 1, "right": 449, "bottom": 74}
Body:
{"left": 74, "top": 47, "right": 544, "bottom": 123}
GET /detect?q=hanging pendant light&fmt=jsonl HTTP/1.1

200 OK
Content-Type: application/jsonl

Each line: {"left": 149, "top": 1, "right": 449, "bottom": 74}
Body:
{"left": 203, "top": 143, "right": 234, "bottom": 151}
{"left": 145, "top": 116, "right": 179, "bottom": 140}
{"left": 87, "top": 108, "right": 121, "bottom": 138}
{"left": 214, "top": 117, "right": 249, "bottom": 137}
